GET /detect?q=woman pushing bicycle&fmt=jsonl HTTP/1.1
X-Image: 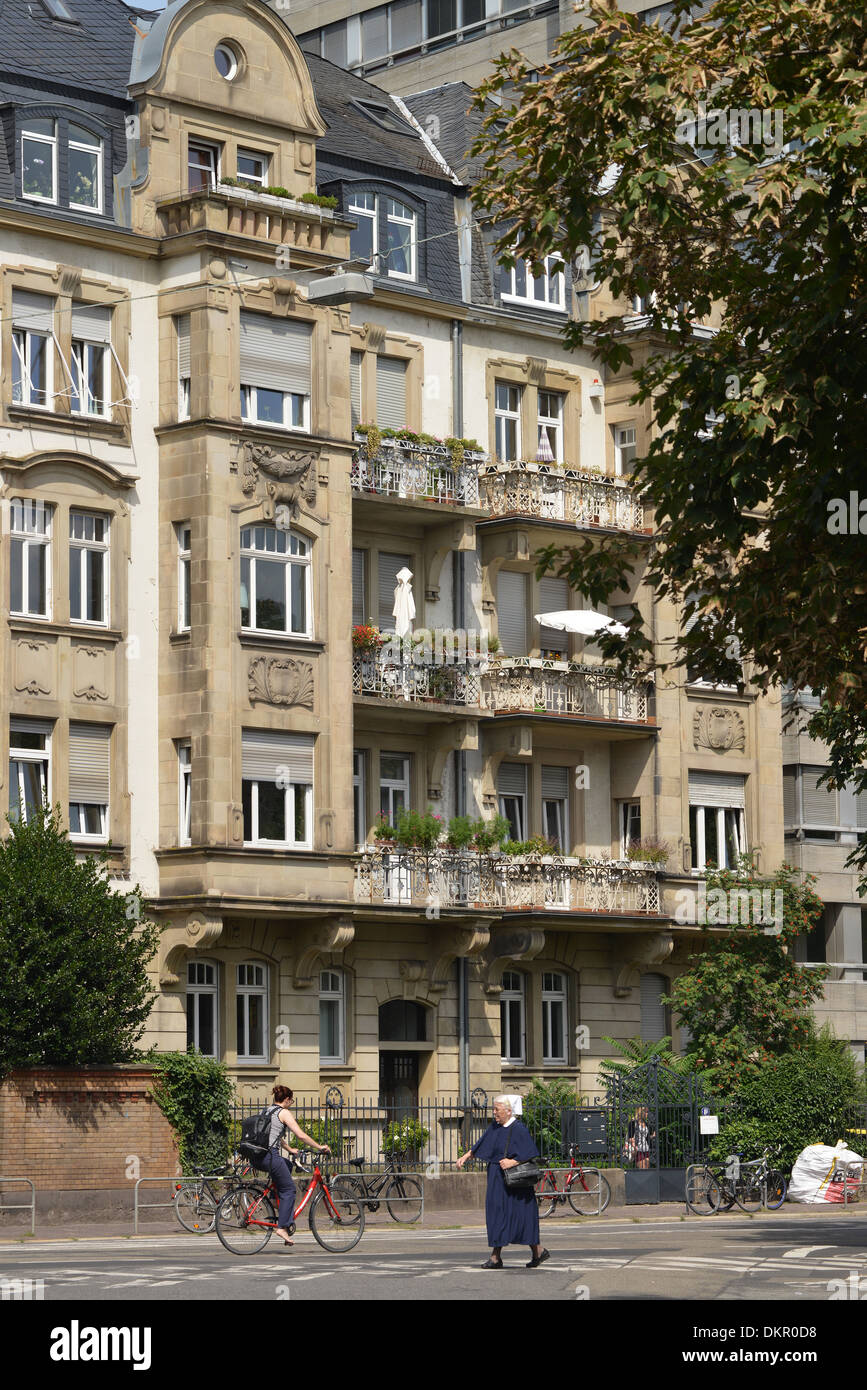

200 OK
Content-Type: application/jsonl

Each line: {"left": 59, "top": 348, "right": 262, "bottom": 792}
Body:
{"left": 264, "top": 1084, "right": 331, "bottom": 1248}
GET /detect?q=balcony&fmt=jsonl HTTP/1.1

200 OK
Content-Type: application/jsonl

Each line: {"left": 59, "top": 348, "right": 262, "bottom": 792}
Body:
{"left": 478, "top": 462, "right": 646, "bottom": 533}
{"left": 351, "top": 439, "right": 482, "bottom": 508}
{"left": 156, "top": 186, "right": 342, "bottom": 258}
{"left": 354, "top": 847, "right": 661, "bottom": 915}
{"left": 353, "top": 652, "right": 482, "bottom": 707}
{"left": 482, "top": 658, "right": 651, "bottom": 724}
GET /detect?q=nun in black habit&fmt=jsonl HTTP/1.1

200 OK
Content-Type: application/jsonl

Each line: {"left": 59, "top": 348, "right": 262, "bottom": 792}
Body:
{"left": 456, "top": 1094, "right": 549, "bottom": 1269}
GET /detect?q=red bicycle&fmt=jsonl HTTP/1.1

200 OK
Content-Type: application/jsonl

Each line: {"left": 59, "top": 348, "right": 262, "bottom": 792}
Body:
{"left": 214, "top": 1154, "right": 365, "bottom": 1254}
{"left": 535, "top": 1146, "right": 611, "bottom": 1217}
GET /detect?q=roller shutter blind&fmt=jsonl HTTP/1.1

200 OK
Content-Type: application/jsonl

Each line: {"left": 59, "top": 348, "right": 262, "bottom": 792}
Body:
{"left": 70, "top": 303, "right": 111, "bottom": 343}
{"left": 10, "top": 717, "right": 51, "bottom": 738}
{"left": 497, "top": 570, "right": 527, "bottom": 656}
{"left": 352, "top": 548, "right": 365, "bottom": 627}
{"left": 497, "top": 763, "right": 527, "bottom": 796}
{"left": 857, "top": 788, "right": 867, "bottom": 830}
{"left": 12, "top": 290, "right": 53, "bottom": 334}
{"left": 782, "top": 768, "right": 796, "bottom": 826}
{"left": 376, "top": 355, "right": 406, "bottom": 430}
{"left": 240, "top": 313, "right": 312, "bottom": 395}
{"left": 541, "top": 765, "right": 568, "bottom": 799}
{"left": 68, "top": 724, "right": 110, "bottom": 803}
{"left": 350, "top": 350, "right": 362, "bottom": 430}
{"left": 177, "top": 315, "right": 191, "bottom": 377}
{"left": 378, "top": 552, "right": 411, "bottom": 631}
{"left": 538, "top": 575, "right": 569, "bottom": 656}
{"left": 801, "top": 767, "right": 836, "bottom": 826}
{"left": 688, "top": 771, "right": 745, "bottom": 808}
{"left": 640, "top": 972, "right": 667, "bottom": 1043}
{"left": 242, "top": 730, "right": 313, "bottom": 783}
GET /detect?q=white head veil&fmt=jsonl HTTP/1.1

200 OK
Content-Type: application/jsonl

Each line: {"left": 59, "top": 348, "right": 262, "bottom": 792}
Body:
{"left": 494, "top": 1093, "right": 523, "bottom": 1118}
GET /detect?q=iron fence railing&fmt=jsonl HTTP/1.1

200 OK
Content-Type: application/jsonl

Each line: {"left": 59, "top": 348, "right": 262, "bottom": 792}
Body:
{"left": 478, "top": 462, "right": 646, "bottom": 533}
{"left": 351, "top": 444, "right": 481, "bottom": 506}
{"left": 482, "top": 659, "right": 651, "bottom": 722}
{"left": 352, "top": 653, "right": 482, "bottom": 706}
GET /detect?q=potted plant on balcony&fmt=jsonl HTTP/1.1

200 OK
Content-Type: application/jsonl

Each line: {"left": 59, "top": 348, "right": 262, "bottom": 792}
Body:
{"left": 472, "top": 814, "right": 510, "bottom": 854}
{"left": 395, "top": 807, "right": 444, "bottom": 852}
{"left": 445, "top": 815, "right": 475, "bottom": 852}
{"left": 352, "top": 623, "right": 385, "bottom": 655}
{"left": 353, "top": 422, "right": 382, "bottom": 458}
{"left": 624, "top": 838, "right": 671, "bottom": 869}
{"left": 373, "top": 812, "right": 396, "bottom": 848}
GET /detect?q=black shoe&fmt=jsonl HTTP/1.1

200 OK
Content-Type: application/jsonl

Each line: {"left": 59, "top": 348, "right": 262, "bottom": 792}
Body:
{"left": 526, "top": 1248, "right": 550, "bottom": 1268}
{"left": 481, "top": 1258, "right": 504, "bottom": 1269}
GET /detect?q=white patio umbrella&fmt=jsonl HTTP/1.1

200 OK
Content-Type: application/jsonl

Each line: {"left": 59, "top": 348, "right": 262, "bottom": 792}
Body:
{"left": 534, "top": 608, "right": 629, "bottom": 639}
{"left": 393, "top": 567, "right": 416, "bottom": 638}
{"left": 536, "top": 426, "right": 555, "bottom": 463}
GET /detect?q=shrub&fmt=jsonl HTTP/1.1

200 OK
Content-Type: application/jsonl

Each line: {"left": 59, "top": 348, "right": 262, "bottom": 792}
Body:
{"left": 624, "top": 837, "right": 671, "bottom": 865}
{"left": 264, "top": 184, "right": 290, "bottom": 198}
{"left": 288, "top": 1116, "right": 344, "bottom": 1157}
{"left": 502, "top": 834, "right": 556, "bottom": 856}
{"left": 472, "top": 814, "right": 510, "bottom": 852}
{"left": 523, "top": 1077, "right": 578, "bottom": 1162}
{"left": 151, "top": 1051, "right": 234, "bottom": 1174}
{"left": 299, "top": 191, "right": 339, "bottom": 209}
{"left": 445, "top": 815, "right": 475, "bottom": 850}
{"left": 394, "top": 806, "right": 443, "bottom": 850}
{"left": 382, "top": 1116, "right": 429, "bottom": 1156}
{"left": 373, "top": 812, "right": 394, "bottom": 842}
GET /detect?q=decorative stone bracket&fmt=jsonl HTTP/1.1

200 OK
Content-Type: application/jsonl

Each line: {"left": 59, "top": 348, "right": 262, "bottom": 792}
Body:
{"left": 159, "top": 913, "right": 224, "bottom": 986}
{"left": 427, "top": 720, "right": 478, "bottom": 801}
{"left": 481, "top": 729, "right": 533, "bottom": 806}
{"left": 611, "top": 932, "right": 674, "bottom": 998}
{"left": 291, "top": 914, "right": 355, "bottom": 988}
{"left": 428, "top": 921, "right": 492, "bottom": 994}
{"left": 483, "top": 926, "right": 546, "bottom": 994}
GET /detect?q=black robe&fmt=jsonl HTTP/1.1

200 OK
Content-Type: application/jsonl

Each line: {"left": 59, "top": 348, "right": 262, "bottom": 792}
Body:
{"left": 471, "top": 1120, "right": 541, "bottom": 1247}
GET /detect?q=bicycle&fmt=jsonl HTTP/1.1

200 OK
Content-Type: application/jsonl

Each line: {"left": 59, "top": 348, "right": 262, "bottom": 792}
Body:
{"left": 535, "top": 1146, "right": 612, "bottom": 1217}
{"left": 173, "top": 1155, "right": 254, "bottom": 1234}
{"left": 214, "top": 1153, "right": 365, "bottom": 1254}
{"left": 332, "top": 1154, "right": 423, "bottom": 1224}
{"left": 685, "top": 1146, "right": 787, "bottom": 1215}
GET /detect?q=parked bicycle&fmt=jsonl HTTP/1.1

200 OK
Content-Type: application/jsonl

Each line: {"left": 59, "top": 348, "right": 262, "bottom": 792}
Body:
{"left": 332, "top": 1155, "right": 423, "bottom": 1224}
{"left": 535, "top": 1146, "right": 612, "bottom": 1217}
{"left": 174, "top": 1155, "right": 254, "bottom": 1234}
{"left": 685, "top": 1146, "right": 787, "bottom": 1215}
{"left": 214, "top": 1153, "right": 365, "bottom": 1254}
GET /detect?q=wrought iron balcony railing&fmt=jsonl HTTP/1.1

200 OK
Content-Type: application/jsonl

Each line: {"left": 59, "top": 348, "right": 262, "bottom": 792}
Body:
{"left": 352, "top": 653, "right": 482, "bottom": 706}
{"left": 351, "top": 441, "right": 481, "bottom": 506}
{"left": 482, "top": 658, "right": 650, "bottom": 722}
{"left": 478, "top": 462, "right": 646, "bottom": 532}
{"left": 354, "top": 847, "right": 661, "bottom": 915}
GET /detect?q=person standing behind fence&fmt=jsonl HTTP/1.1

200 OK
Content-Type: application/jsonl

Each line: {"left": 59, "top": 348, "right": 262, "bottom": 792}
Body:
{"left": 456, "top": 1094, "right": 549, "bottom": 1269}
{"left": 264, "top": 1085, "right": 331, "bottom": 1249}
{"left": 624, "top": 1106, "right": 655, "bottom": 1170}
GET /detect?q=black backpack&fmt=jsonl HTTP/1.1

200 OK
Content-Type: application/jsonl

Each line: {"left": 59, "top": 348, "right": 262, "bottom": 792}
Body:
{"left": 239, "top": 1105, "right": 281, "bottom": 1170}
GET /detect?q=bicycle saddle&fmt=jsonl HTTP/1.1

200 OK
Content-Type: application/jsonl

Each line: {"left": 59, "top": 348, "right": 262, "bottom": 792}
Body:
{"left": 348, "top": 1157, "right": 366, "bottom": 1168}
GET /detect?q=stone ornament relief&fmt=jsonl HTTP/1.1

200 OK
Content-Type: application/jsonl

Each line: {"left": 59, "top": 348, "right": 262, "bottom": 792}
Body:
{"left": 73, "top": 646, "right": 109, "bottom": 702}
{"left": 248, "top": 655, "right": 314, "bottom": 709}
{"left": 14, "top": 639, "right": 52, "bottom": 696}
{"left": 693, "top": 705, "right": 746, "bottom": 753}
{"left": 242, "top": 442, "right": 318, "bottom": 521}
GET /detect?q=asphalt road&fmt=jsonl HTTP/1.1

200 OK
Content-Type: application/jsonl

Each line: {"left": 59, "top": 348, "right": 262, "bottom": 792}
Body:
{"left": 3, "top": 1211, "right": 867, "bottom": 1302}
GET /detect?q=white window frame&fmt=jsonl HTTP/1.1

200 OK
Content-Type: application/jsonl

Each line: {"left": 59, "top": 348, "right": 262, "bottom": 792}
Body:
{"left": 348, "top": 190, "right": 378, "bottom": 269}
{"left": 69, "top": 509, "right": 109, "bottom": 626}
{"left": 500, "top": 969, "right": 525, "bottom": 1064}
{"left": 379, "top": 753, "right": 410, "bottom": 824}
{"left": 240, "top": 384, "right": 309, "bottom": 433}
{"left": 537, "top": 389, "right": 564, "bottom": 464}
{"left": 239, "top": 525, "right": 312, "bottom": 638}
{"left": 21, "top": 119, "right": 57, "bottom": 204}
{"left": 243, "top": 776, "right": 312, "bottom": 849}
{"left": 69, "top": 800, "right": 107, "bottom": 842}
{"left": 178, "top": 740, "right": 192, "bottom": 846}
{"left": 501, "top": 253, "right": 565, "bottom": 310}
{"left": 614, "top": 423, "right": 637, "bottom": 476}
{"left": 10, "top": 499, "right": 52, "bottom": 618}
{"left": 237, "top": 148, "right": 268, "bottom": 186}
{"left": 542, "top": 971, "right": 568, "bottom": 1064}
{"left": 68, "top": 125, "right": 103, "bottom": 214}
{"left": 8, "top": 721, "right": 51, "bottom": 824}
{"left": 385, "top": 197, "right": 417, "bottom": 281}
{"left": 12, "top": 325, "right": 53, "bottom": 409}
{"left": 236, "top": 962, "right": 269, "bottom": 1063}
{"left": 494, "top": 381, "right": 522, "bottom": 463}
{"left": 69, "top": 338, "right": 109, "bottom": 418}
{"left": 689, "top": 804, "right": 746, "bottom": 872}
{"left": 188, "top": 139, "right": 220, "bottom": 193}
{"left": 186, "top": 959, "right": 218, "bottom": 1058}
{"left": 353, "top": 749, "right": 366, "bottom": 848}
{"left": 542, "top": 791, "right": 568, "bottom": 852}
{"left": 320, "top": 968, "right": 345, "bottom": 1064}
{"left": 620, "top": 800, "right": 641, "bottom": 857}
{"left": 177, "top": 523, "right": 191, "bottom": 631}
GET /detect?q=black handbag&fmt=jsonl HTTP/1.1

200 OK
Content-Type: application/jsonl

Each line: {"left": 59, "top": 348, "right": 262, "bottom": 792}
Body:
{"left": 501, "top": 1125, "right": 542, "bottom": 1190}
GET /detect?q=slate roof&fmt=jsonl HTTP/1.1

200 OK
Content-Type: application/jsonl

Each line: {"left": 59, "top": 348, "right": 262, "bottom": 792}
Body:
{"left": 0, "top": 0, "right": 149, "bottom": 101}
{"left": 404, "top": 83, "right": 491, "bottom": 185}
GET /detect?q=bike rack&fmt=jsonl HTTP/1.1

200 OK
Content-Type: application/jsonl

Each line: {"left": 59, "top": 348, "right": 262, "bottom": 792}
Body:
{"left": 333, "top": 1170, "right": 425, "bottom": 1221}
{"left": 0, "top": 1178, "right": 36, "bottom": 1235}
{"left": 133, "top": 1173, "right": 230, "bottom": 1234}
{"left": 537, "top": 1167, "right": 605, "bottom": 1216}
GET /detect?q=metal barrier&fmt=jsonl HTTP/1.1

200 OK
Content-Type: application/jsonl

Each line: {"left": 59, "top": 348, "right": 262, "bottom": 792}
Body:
{"left": 837, "top": 1159, "right": 864, "bottom": 1206}
{"left": 0, "top": 1178, "right": 35, "bottom": 1235}
{"left": 133, "top": 1174, "right": 197, "bottom": 1234}
{"left": 535, "top": 1166, "right": 606, "bottom": 1216}
{"left": 331, "top": 1169, "right": 424, "bottom": 1222}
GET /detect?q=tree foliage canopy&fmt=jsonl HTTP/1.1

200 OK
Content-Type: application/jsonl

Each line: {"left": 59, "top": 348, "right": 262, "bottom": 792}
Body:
{"left": 471, "top": 0, "right": 867, "bottom": 879}
{"left": 0, "top": 807, "right": 159, "bottom": 1080}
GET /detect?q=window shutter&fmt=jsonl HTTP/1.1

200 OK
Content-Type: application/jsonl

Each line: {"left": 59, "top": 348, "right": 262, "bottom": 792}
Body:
{"left": 538, "top": 576, "right": 569, "bottom": 655}
{"left": 10, "top": 717, "right": 51, "bottom": 738}
{"left": 497, "top": 570, "right": 527, "bottom": 655}
{"left": 12, "top": 290, "right": 54, "bottom": 334}
{"left": 378, "top": 551, "right": 411, "bottom": 630}
{"left": 68, "top": 724, "right": 110, "bottom": 803}
{"left": 857, "top": 787, "right": 867, "bottom": 831}
{"left": 240, "top": 313, "right": 312, "bottom": 395}
{"left": 177, "top": 315, "right": 191, "bottom": 377}
{"left": 801, "top": 768, "right": 836, "bottom": 826}
{"left": 242, "top": 730, "right": 313, "bottom": 783}
{"left": 352, "top": 548, "right": 366, "bottom": 627}
{"left": 542, "top": 765, "right": 568, "bottom": 799}
{"left": 376, "top": 355, "right": 407, "bottom": 430}
{"left": 782, "top": 768, "right": 796, "bottom": 826}
{"left": 497, "top": 762, "right": 527, "bottom": 796}
{"left": 70, "top": 303, "right": 111, "bottom": 343}
{"left": 350, "top": 350, "right": 362, "bottom": 430}
{"left": 688, "top": 771, "right": 745, "bottom": 808}
{"left": 640, "top": 972, "right": 667, "bottom": 1043}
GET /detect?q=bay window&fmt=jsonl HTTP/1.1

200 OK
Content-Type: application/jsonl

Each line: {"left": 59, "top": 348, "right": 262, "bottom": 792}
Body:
{"left": 689, "top": 771, "right": 746, "bottom": 870}
{"left": 241, "top": 729, "right": 313, "bottom": 848}
{"left": 240, "top": 525, "right": 311, "bottom": 636}
{"left": 240, "top": 313, "right": 311, "bottom": 431}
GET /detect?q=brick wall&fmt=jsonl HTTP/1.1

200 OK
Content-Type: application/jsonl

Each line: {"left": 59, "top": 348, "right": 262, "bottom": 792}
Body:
{"left": 0, "top": 1067, "right": 179, "bottom": 1192}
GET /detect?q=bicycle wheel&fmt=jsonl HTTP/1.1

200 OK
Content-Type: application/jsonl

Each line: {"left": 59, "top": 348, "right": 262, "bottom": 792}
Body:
{"left": 684, "top": 1168, "right": 721, "bottom": 1216}
{"left": 735, "top": 1171, "right": 764, "bottom": 1213}
{"left": 568, "top": 1170, "right": 612, "bottom": 1216}
{"left": 329, "top": 1176, "right": 365, "bottom": 1225}
{"left": 765, "top": 1170, "right": 788, "bottom": 1210}
{"left": 535, "top": 1175, "right": 559, "bottom": 1219}
{"left": 174, "top": 1183, "right": 217, "bottom": 1234}
{"left": 385, "top": 1175, "right": 423, "bottom": 1224}
{"left": 309, "top": 1185, "right": 365, "bottom": 1252}
{"left": 215, "top": 1185, "right": 275, "bottom": 1255}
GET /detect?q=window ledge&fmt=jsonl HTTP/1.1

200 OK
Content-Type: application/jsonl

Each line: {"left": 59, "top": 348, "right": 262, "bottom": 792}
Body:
{"left": 238, "top": 631, "right": 324, "bottom": 653}
{"left": 8, "top": 617, "right": 123, "bottom": 642}
{"left": 169, "top": 630, "right": 191, "bottom": 645}
{"left": 7, "top": 405, "right": 127, "bottom": 439}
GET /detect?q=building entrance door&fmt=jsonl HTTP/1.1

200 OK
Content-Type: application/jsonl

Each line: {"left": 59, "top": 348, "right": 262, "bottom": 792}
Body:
{"left": 379, "top": 1052, "right": 419, "bottom": 1115}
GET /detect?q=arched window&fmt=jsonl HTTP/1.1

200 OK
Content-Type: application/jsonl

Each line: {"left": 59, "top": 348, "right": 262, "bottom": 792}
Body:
{"left": 240, "top": 524, "right": 311, "bottom": 637}
{"left": 237, "top": 962, "right": 268, "bottom": 1062}
{"left": 186, "top": 960, "right": 218, "bottom": 1058}
{"left": 500, "top": 970, "right": 525, "bottom": 1063}
{"left": 541, "top": 971, "right": 568, "bottom": 1064}
{"left": 320, "top": 969, "right": 345, "bottom": 1063}
{"left": 378, "top": 999, "right": 427, "bottom": 1042}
